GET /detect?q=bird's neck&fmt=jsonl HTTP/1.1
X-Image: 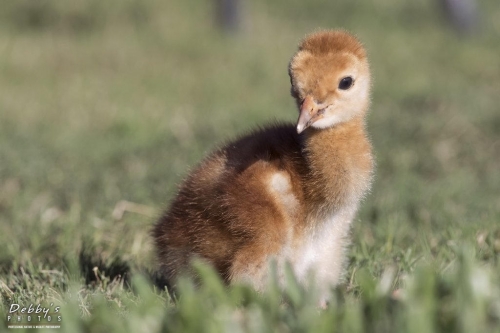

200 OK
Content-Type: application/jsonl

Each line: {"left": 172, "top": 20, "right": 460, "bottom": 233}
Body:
{"left": 300, "top": 115, "right": 373, "bottom": 214}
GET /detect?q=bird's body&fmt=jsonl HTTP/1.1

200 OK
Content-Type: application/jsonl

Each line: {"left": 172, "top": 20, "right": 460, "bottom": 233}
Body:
{"left": 153, "top": 30, "right": 374, "bottom": 302}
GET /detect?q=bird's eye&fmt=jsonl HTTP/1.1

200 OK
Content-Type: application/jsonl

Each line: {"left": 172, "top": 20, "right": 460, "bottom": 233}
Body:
{"left": 338, "top": 77, "right": 354, "bottom": 90}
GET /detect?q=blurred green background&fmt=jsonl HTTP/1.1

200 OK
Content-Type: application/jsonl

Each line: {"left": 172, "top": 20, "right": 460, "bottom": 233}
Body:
{"left": 0, "top": 0, "right": 499, "bottom": 332}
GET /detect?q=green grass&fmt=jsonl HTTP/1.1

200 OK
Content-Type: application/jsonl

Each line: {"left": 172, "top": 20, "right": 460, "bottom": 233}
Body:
{"left": 1, "top": 0, "right": 500, "bottom": 332}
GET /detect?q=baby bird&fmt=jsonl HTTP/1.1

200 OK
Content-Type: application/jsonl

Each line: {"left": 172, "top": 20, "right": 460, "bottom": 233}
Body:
{"left": 153, "top": 30, "right": 374, "bottom": 303}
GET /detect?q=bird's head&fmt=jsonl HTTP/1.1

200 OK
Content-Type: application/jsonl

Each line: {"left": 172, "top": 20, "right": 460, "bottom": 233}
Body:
{"left": 289, "top": 30, "right": 371, "bottom": 134}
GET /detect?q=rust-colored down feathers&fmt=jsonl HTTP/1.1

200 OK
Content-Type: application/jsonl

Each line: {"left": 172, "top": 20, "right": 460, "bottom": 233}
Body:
{"left": 153, "top": 30, "right": 374, "bottom": 303}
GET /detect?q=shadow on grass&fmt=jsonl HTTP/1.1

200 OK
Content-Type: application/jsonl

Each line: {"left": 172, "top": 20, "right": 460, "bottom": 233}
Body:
{"left": 78, "top": 245, "right": 130, "bottom": 287}
{"left": 78, "top": 243, "right": 171, "bottom": 295}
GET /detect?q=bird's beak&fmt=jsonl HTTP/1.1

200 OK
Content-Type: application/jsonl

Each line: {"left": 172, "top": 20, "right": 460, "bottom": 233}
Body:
{"left": 296, "top": 95, "right": 320, "bottom": 134}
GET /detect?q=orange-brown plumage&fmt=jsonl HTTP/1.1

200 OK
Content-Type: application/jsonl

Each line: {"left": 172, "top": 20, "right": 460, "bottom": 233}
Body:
{"left": 153, "top": 30, "right": 374, "bottom": 303}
